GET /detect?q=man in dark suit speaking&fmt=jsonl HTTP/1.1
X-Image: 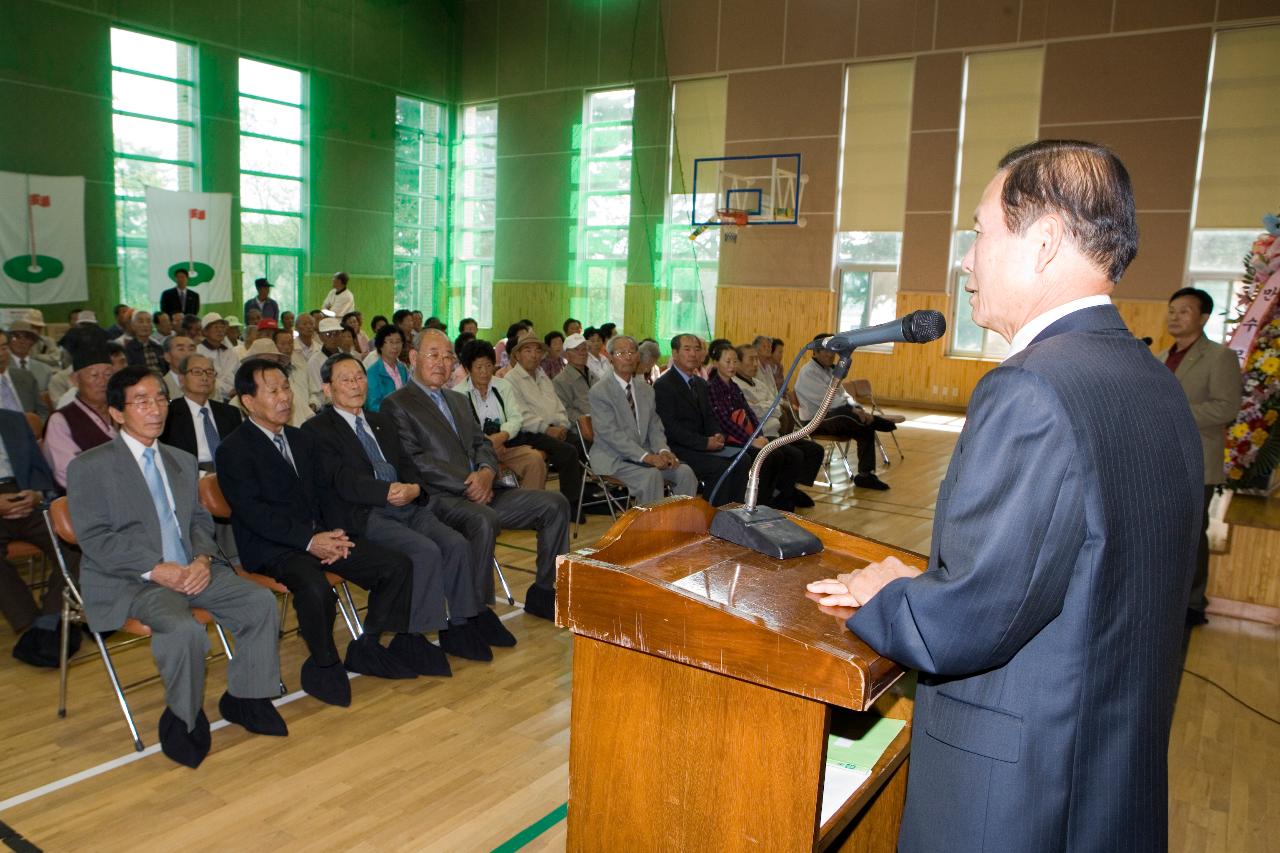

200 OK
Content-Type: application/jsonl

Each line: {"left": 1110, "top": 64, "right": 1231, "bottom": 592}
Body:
{"left": 809, "top": 141, "right": 1203, "bottom": 852}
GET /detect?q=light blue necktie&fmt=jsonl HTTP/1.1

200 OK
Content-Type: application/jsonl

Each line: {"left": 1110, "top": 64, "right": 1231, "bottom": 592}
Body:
{"left": 199, "top": 407, "right": 220, "bottom": 460}
{"left": 142, "top": 447, "right": 189, "bottom": 564}
{"left": 427, "top": 388, "right": 459, "bottom": 435}
{"left": 355, "top": 416, "right": 397, "bottom": 482}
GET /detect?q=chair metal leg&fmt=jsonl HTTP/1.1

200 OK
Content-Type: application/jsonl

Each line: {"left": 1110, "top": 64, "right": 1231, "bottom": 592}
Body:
{"left": 573, "top": 471, "right": 587, "bottom": 539}
{"left": 834, "top": 441, "right": 855, "bottom": 480}
{"left": 493, "top": 558, "right": 514, "bottom": 605}
{"left": 340, "top": 582, "right": 364, "bottom": 636}
{"left": 58, "top": 593, "right": 72, "bottom": 718}
{"left": 875, "top": 436, "right": 890, "bottom": 468}
{"left": 815, "top": 442, "right": 835, "bottom": 489}
{"left": 333, "top": 588, "right": 359, "bottom": 640}
{"left": 214, "top": 623, "right": 234, "bottom": 660}
{"left": 94, "top": 631, "right": 144, "bottom": 752}
{"left": 889, "top": 429, "right": 904, "bottom": 461}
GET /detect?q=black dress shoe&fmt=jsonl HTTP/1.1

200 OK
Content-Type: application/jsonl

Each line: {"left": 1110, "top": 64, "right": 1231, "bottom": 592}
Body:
{"left": 439, "top": 622, "right": 493, "bottom": 662}
{"left": 158, "top": 708, "right": 211, "bottom": 769}
{"left": 387, "top": 633, "right": 452, "bottom": 677}
{"left": 12, "top": 623, "right": 81, "bottom": 668}
{"left": 300, "top": 656, "right": 352, "bottom": 707}
{"left": 345, "top": 637, "right": 419, "bottom": 680}
{"left": 792, "top": 489, "right": 815, "bottom": 508}
{"left": 219, "top": 692, "right": 288, "bottom": 736}
{"left": 853, "top": 473, "right": 890, "bottom": 491}
{"left": 523, "top": 584, "right": 557, "bottom": 621}
{"left": 474, "top": 608, "right": 517, "bottom": 647}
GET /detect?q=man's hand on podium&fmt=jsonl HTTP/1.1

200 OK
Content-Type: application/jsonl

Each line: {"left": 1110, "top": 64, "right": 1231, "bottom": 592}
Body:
{"left": 806, "top": 555, "right": 921, "bottom": 608}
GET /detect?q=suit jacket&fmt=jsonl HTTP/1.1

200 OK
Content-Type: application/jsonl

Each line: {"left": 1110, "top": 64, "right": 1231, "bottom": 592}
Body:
{"left": 121, "top": 336, "right": 166, "bottom": 370}
{"left": 243, "top": 297, "right": 280, "bottom": 322}
{"left": 653, "top": 367, "right": 720, "bottom": 455}
{"left": 381, "top": 381, "right": 499, "bottom": 496}
{"left": 159, "top": 286, "right": 200, "bottom": 317}
{"left": 10, "top": 355, "right": 52, "bottom": 393}
{"left": 301, "top": 406, "right": 426, "bottom": 536}
{"left": 588, "top": 375, "right": 670, "bottom": 476}
{"left": 3, "top": 367, "right": 44, "bottom": 417}
{"left": 552, "top": 364, "right": 593, "bottom": 423}
{"left": 850, "top": 306, "right": 1202, "bottom": 853}
{"left": 1156, "top": 334, "right": 1242, "bottom": 485}
{"left": 66, "top": 435, "right": 226, "bottom": 632}
{"left": 215, "top": 420, "right": 324, "bottom": 572}
{"left": 159, "top": 396, "right": 243, "bottom": 462}
{"left": 0, "top": 409, "right": 55, "bottom": 497}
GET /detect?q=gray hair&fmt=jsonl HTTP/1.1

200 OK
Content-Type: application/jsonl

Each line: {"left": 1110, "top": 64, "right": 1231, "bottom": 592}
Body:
{"left": 751, "top": 334, "right": 772, "bottom": 348}
{"left": 637, "top": 340, "right": 660, "bottom": 362}
{"left": 178, "top": 353, "right": 211, "bottom": 374}
{"left": 606, "top": 334, "right": 637, "bottom": 355}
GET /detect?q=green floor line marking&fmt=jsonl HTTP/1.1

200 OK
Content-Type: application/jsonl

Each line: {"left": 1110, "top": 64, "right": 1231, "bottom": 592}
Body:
{"left": 490, "top": 802, "right": 567, "bottom": 853}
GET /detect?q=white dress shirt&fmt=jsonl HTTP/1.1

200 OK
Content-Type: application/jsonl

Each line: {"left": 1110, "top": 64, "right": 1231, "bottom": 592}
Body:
{"left": 587, "top": 352, "right": 611, "bottom": 382}
{"left": 183, "top": 397, "right": 217, "bottom": 464}
{"left": 1003, "top": 295, "right": 1113, "bottom": 361}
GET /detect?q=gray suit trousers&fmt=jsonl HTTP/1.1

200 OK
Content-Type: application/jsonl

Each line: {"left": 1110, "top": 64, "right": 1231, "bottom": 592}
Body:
{"left": 603, "top": 460, "right": 698, "bottom": 505}
{"left": 429, "top": 487, "right": 570, "bottom": 602}
{"left": 365, "top": 504, "right": 476, "bottom": 632}
{"left": 128, "top": 567, "right": 280, "bottom": 730}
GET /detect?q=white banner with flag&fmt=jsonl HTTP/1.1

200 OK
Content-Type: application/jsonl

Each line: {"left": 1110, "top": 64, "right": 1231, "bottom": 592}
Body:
{"left": 145, "top": 187, "right": 232, "bottom": 304}
{"left": 0, "top": 171, "right": 88, "bottom": 305}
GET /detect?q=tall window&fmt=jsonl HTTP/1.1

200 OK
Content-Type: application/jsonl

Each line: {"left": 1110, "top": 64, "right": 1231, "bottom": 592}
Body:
{"left": 239, "top": 58, "right": 304, "bottom": 315}
{"left": 1185, "top": 230, "right": 1255, "bottom": 342}
{"left": 949, "top": 48, "right": 1044, "bottom": 358}
{"left": 573, "top": 88, "right": 635, "bottom": 325}
{"left": 394, "top": 97, "right": 447, "bottom": 313}
{"left": 110, "top": 29, "right": 198, "bottom": 309}
{"left": 836, "top": 233, "right": 902, "bottom": 338}
{"left": 451, "top": 103, "right": 496, "bottom": 328}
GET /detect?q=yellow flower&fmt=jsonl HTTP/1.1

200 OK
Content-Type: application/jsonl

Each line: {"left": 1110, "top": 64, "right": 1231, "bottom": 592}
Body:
{"left": 1228, "top": 467, "right": 1244, "bottom": 480}
{"left": 1231, "top": 422, "right": 1250, "bottom": 439}
{"left": 1261, "top": 356, "right": 1280, "bottom": 375}
{"left": 1266, "top": 410, "right": 1279, "bottom": 425}
{"left": 1252, "top": 428, "right": 1270, "bottom": 446}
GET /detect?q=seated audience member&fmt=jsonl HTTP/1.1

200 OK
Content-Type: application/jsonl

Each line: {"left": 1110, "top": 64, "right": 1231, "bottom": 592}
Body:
{"left": 494, "top": 321, "right": 528, "bottom": 370}
{"left": 795, "top": 334, "right": 896, "bottom": 490}
{"left": 180, "top": 313, "right": 203, "bottom": 341}
{"left": 2, "top": 409, "right": 81, "bottom": 667}
{"left": 583, "top": 327, "right": 610, "bottom": 382}
{"left": 305, "top": 354, "right": 511, "bottom": 662}
{"left": 195, "top": 314, "right": 240, "bottom": 401}
{"left": 43, "top": 348, "right": 118, "bottom": 490}
{"left": 152, "top": 311, "right": 173, "bottom": 343}
{"left": 563, "top": 317, "right": 582, "bottom": 337}
{"left": 541, "top": 331, "right": 565, "bottom": 380}
{"left": 0, "top": 331, "right": 44, "bottom": 417}
{"left": 293, "top": 312, "right": 322, "bottom": 362}
{"left": 588, "top": 335, "right": 697, "bottom": 505}
{"left": 342, "top": 311, "right": 369, "bottom": 354}
{"left": 68, "top": 367, "right": 284, "bottom": 768}
{"left": 239, "top": 338, "right": 312, "bottom": 427}
{"left": 60, "top": 311, "right": 110, "bottom": 367}
{"left": 103, "top": 304, "right": 132, "bottom": 340}
{"left": 8, "top": 320, "right": 53, "bottom": 392}
{"left": 458, "top": 317, "right": 478, "bottom": 337}
{"left": 381, "top": 330, "right": 569, "bottom": 620}
{"left": 280, "top": 311, "right": 296, "bottom": 334}
{"left": 365, "top": 325, "right": 410, "bottom": 412}
{"left": 733, "top": 343, "right": 820, "bottom": 506}
{"left": 454, "top": 340, "right": 547, "bottom": 489}
{"left": 23, "top": 310, "right": 64, "bottom": 369}
{"left": 121, "top": 311, "right": 165, "bottom": 372}
{"left": 162, "top": 335, "right": 196, "bottom": 400}
{"left": 447, "top": 332, "right": 474, "bottom": 388}
{"left": 552, "top": 332, "right": 593, "bottom": 423}
{"left": 217, "top": 358, "right": 422, "bottom": 707}
{"left": 307, "top": 317, "right": 346, "bottom": 405}
{"left": 636, "top": 339, "right": 661, "bottom": 385}
{"left": 754, "top": 335, "right": 786, "bottom": 393}
{"left": 503, "top": 335, "right": 586, "bottom": 515}
{"left": 271, "top": 328, "right": 316, "bottom": 424}
{"left": 159, "top": 354, "right": 242, "bottom": 472}
{"left": 227, "top": 316, "right": 246, "bottom": 354}
{"left": 706, "top": 340, "right": 810, "bottom": 511}
{"left": 368, "top": 315, "right": 387, "bottom": 336}
{"left": 654, "top": 334, "right": 749, "bottom": 506}
{"left": 771, "top": 338, "right": 790, "bottom": 398}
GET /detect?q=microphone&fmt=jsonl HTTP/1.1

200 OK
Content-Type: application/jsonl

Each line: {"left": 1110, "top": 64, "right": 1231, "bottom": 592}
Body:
{"left": 819, "top": 310, "right": 947, "bottom": 352}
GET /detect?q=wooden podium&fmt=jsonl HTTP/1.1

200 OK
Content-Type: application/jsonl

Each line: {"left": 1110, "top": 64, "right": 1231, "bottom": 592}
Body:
{"left": 555, "top": 497, "right": 923, "bottom": 851}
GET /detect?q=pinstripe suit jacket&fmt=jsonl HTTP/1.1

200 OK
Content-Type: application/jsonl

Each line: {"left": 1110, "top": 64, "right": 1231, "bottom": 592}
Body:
{"left": 850, "top": 305, "right": 1202, "bottom": 852}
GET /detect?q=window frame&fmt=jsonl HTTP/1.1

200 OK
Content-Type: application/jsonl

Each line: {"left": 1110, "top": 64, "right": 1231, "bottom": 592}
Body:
{"left": 573, "top": 87, "right": 636, "bottom": 326}
{"left": 394, "top": 95, "right": 448, "bottom": 314}
{"left": 451, "top": 101, "right": 497, "bottom": 328}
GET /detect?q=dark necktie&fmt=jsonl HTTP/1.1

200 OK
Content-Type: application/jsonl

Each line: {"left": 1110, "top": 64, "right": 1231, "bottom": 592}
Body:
{"left": 624, "top": 381, "right": 636, "bottom": 419}
{"left": 355, "top": 416, "right": 397, "bottom": 482}
{"left": 200, "top": 407, "right": 220, "bottom": 459}
{"left": 272, "top": 432, "right": 297, "bottom": 474}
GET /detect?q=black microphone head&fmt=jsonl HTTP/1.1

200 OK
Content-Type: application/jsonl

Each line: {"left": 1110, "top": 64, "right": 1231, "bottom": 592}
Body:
{"left": 903, "top": 310, "right": 947, "bottom": 343}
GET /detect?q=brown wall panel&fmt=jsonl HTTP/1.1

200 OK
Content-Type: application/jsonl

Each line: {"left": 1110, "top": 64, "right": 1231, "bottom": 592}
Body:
{"left": 717, "top": 214, "right": 836, "bottom": 289}
{"left": 784, "top": 0, "right": 859, "bottom": 64}
{"left": 857, "top": 0, "right": 935, "bottom": 57}
{"left": 1044, "top": 0, "right": 1113, "bottom": 39}
{"left": 1114, "top": 0, "right": 1215, "bottom": 31}
{"left": 661, "top": 0, "right": 720, "bottom": 77}
{"left": 1216, "top": 0, "right": 1280, "bottom": 21}
{"left": 725, "top": 64, "right": 844, "bottom": 141}
{"left": 1119, "top": 212, "right": 1191, "bottom": 300}
{"left": 1041, "top": 29, "right": 1212, "bottom": 125}
{"left": 1019, "top": 0, "right": 1048, "bottom": 40}
{"left": 496, "top": 0, "right": 549, "bottom": 96}
{"left": 905, "top": 131, "right": 959, "bottom": 213}
{"left": 460, "top": 0, "right": 499, "bottom": 101}
{"left": 718, "top": 0, "right": 787, "bottom": 71}
{"left": 1039, "top": 119, "right": 1201, "bottom": 212}
{"left": 899, "top": 212, "right": 953, "bottom": 294}
{"left": 910, "top": 52, "right": 963, "bottom": 131}
{"left": 934, "top": 0, "right": 1021, "bottom": 50}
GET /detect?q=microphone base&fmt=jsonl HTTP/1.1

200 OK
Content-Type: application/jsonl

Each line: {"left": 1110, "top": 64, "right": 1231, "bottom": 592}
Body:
{"left": 709, "top": 505, "right": 824, "bottom": 560}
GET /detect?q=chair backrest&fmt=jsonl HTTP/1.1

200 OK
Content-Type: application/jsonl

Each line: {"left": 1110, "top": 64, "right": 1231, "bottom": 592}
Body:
{"left": 577, "top": 413, "right": 594, "bottom": 444}
{"left": 198, "top": 474, "right": 232, "bottom": 519}
{"left": 48, "top": 496, "right": 76, "bottom": 545}
{"left": 850, "top": 378, "right": 873, "bottom": 400}
{"left": 24, "top": 411, "right": 43, "bottom": 440}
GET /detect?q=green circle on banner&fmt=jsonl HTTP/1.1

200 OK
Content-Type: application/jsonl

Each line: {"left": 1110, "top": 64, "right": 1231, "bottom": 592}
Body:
{"left": 3, "top": 255, "right": 64, "bottom": 283}
{"left": 168, "top": 262, "right": 216, "bottom": 286}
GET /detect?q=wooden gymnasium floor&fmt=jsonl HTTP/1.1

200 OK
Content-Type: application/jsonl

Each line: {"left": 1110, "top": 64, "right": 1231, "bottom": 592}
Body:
{"left": 0, "top": 410, "right": 1274, "bottom": 851}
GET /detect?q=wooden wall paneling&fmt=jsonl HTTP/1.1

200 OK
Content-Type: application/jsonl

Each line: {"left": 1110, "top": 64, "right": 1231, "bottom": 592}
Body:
{"left": 714, "top": 284, "right": 835, "bottom": 354}
{"left": 489, "top": 280, "right": 569, "bottom": 339}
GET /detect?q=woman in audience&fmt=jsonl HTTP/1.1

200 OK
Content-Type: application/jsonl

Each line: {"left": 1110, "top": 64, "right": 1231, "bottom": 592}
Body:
{"left": 369, "top": 315, "right": 389, "bottom": 335}
{"left": 637, "top": 339, "right": 662, "bottom": 384}
{"left": 365, "top": 324, "right": 409, "bottom": 412}
{"left": 495, "top": 321, "right": 529, "bottom": 369}
{"left": 455, "top": 339, "right": 547, "bottom": 488}
{"left": 342, "top": 311, "right": 370, "bottom": 354}
{"left": 705, "top": 340, "right": 799, "bottom": 511}
{"left": 734, "top": 343, "right": 821, "bottom": 506}
{"left": 584, "top": 327, "right": 610, "bottom": 381}
{"left": 541, "top": 331, "right": 565, "bottom": 379}
{"left": 448, "top": 332, "right": 474, "bottom": 388}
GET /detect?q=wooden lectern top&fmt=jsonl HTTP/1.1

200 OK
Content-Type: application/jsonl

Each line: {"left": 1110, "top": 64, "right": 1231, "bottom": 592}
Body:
{"left": 556, "top": 496, "right": 925, "bottom": 712}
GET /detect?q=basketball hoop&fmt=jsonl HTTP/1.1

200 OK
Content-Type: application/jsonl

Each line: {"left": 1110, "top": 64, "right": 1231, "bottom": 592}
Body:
{"left": 716, "top": 208, "right": 749, "bottom": 243}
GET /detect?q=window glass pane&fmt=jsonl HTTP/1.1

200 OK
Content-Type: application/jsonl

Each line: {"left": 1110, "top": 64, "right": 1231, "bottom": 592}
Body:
{"left": 240, "top": 98, "right": 302, "bottom": 139}
{"left": 588, "top": 89, "right": 635, "bottom": 123}
{"left": 1189, "top": 229, "right": 1256, "bottom": 273}
{"left": 395, "top": 126, "right": 423, "bottom": 162}
{"left": 112, "top": 29, "right": 184, "bottom": 78}
{"left": 115, "top": 158, "right": 182, "bottom": 196}
{"left": 463, "top": 137, "right": 496, "bottom": 167}
{"left": 586, "top": 195, "right": 630, "bottom": 226}
{"left": 460, "top": 230, "right": 495, "bottom": 259}
{"left": 117, "top": 245, "right": 149, "bottom": 308}
{"left": 837, "top": 231, "right": 903, "bottom": 265}
{"left": 114, "top": 114, "right": 185, "bottom": 160}
{"left": 239, "top": 59, "right": 302, "bottom": 104}
{"left": 587, "top": 159, "right": 631, "bottom": 192}
{"left": 240, "top": 173, "right": 301, "bottom": 214}
{"left": 868, "top": 271, "right": 899, "bottom": 326}
{"left": 462, "top": 167, "right": 495, "bottom": 197}
{"left": 395, "top": 162, "right": 425, "bottom": 196}
{"left": 395, "top": 227, "right": 424, "bottom": 258}
{"left": 462, "top": 199, "right": 495, "bottom": 229}
{"left": 588, "top": 125, "right": 632, "bottom": 158}
{"left": 116, "top": 199, "right": 148, "bottom": 239}
{"left": 465, "top": 104, "right": 498, "bottom": 135}
{"left": 241, "top": 212, "right": 301, "bottom": 247}
{"left": 395, "top": 96, "right": 422, "bottom": 130}
{"left": 583, "top": 227, "right": 628, "bottom": 259}
{"left": 395, "top": 194, "right": 421, "bottom": 227}
{"left": 951, "top": 275, "right": 984, "bottom": 353}
{"left": 838, "top": 270, "right": 870, "bottom": 331}
{"left": 112, "top": 72, "right": 191, "bottom": 120}
{"left": 241, "top": 137, "right": 302, "bottom": 177}
{"left": 265, "top": 255, "right": 300, "bottom": 315}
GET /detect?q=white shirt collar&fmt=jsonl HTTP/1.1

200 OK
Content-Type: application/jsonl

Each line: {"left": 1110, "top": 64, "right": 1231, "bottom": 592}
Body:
{"left": 613, "top": 372, "right": 632, "bottom": 391}
{"left": 120, "top": 428, "right": 159, "bottom": 463}
{"left": 331, "top": 405, "right": 364, "bottom": 433}
{"left": 250, "top": 418, "right": 285, "bottom": 444}
{"left": 1004, "top": 295, "right": 1112, "bottom": 361}
{"left": 183, "top": 396, "right": 211, "bottom": 417}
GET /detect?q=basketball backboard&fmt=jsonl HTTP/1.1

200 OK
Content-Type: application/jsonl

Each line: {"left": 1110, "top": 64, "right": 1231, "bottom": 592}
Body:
{"left": 690, "top": 153, "right": 806, "bottom": 228}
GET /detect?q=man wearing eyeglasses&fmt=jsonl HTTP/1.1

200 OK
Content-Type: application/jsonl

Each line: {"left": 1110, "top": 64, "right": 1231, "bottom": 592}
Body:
{"left": 159, "top": 354, "right": 242, "bottom": 473}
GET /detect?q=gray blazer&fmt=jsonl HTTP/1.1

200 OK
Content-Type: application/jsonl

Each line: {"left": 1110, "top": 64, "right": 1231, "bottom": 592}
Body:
{"left": 5, "top": 366, "right": 45, "bottom": 417}
{"left": 66, "top": 434, "right": 225, "bottom": 632}
{"left": 381, "top": 381, "right": 500, "bottom": 496}
{"left": 1155, "top": 334, "right": 1242, "bottom": 485}
{"left": 552, "top": 364, "right": 594, "bottom": 424}
{"left": 588, "top": 374, "right": 670, "bottom": 475}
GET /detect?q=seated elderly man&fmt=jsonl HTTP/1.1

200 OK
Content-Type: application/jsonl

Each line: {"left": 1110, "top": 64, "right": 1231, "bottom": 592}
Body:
{"left": 195, "top": 313, "right": 240, "bottom": 401}
{"left": 121, "top": 311, "right": 165, "bottom": 372}
{"left": 43, "top": 347, "right": 119, "bottom": 490}
{"left": 0, "top": 331, "right": 44, "bottom": 418}
{"left": 503, "top": 334, "right": 585, "bottom": 516}
{"left": 217, "top": 358, "right": 423, "bottom": 707}
{"left": 381, "top": 330, "right": 570, "bottom": 621}
{"left": 795, "top": 335, "right": 897, "bottom": 491}
{"left": 304, "top": 353, "right": 512, "bottom": 663}
{"left": 587, "top": 335, "right": 697, "bottom": 505}
{"left": 7, "top": 320, "right": 53, "bottom": 392}
{"left": 159, "top": 354, "right": 242, "bottom": 472}
{"left": 68, "top": 366, "right": 284, "bottom": 768}
{"left": 552, "top": 332, "right": 594, "bottom": 425}
{"left": 162, "top": 335, "right": 196, "bottom": 399}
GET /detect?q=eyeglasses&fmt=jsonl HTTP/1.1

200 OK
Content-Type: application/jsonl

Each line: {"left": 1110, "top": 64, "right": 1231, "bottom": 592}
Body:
{"left": 420, "top": 351, "right": 456, "bottom": 363}
{"left": 184, "top": 368, "right": 216, "bottom": 378}
{"left": 126, "top": 396, "right": 170, "bottom": 411}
